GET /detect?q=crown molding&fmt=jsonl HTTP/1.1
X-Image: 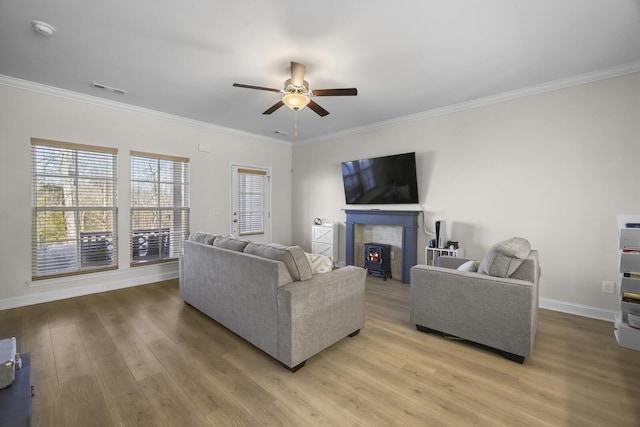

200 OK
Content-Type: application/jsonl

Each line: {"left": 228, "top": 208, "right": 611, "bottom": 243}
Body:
{"left": 0, "top": 74, "right": 291, "bottom": 147}
{"left": 299, "top": 60, "right": 640, "bottom": 145}
{"left": 3, "top": 59, "right": 639, "bottom": 148}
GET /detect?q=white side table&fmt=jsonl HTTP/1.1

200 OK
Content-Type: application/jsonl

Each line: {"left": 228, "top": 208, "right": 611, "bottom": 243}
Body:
{"left": 312, "top": 223, "right": 338, "bottom": 262}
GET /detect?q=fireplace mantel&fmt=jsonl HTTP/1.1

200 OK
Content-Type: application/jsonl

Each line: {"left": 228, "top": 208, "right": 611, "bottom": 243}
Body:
{"left": 344, "top": 209, "right": 420, "bottom": 284}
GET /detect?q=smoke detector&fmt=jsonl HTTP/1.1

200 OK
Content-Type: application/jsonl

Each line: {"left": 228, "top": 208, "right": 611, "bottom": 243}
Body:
{"left": 32, "top": 20, "right": 55, "bottom": 37}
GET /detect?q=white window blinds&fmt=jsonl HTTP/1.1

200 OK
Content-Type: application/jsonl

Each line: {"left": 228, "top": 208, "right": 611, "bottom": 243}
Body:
{"left": 31, "top": 138, "right": 118, "bottom": 279}
{"left": 130, "top": 151, "right": 190, "bottom": 265}
{"left": 237, "top": 168, "right": 266, "bottom": 236}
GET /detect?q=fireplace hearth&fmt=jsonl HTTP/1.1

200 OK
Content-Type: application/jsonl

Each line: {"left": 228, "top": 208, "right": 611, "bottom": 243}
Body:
{"left": 364, "top": 242, "right": 392, "bottom": 280}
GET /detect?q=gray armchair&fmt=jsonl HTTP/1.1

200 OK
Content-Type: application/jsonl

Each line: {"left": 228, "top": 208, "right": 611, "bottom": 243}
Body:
{"left": 410, "top": 240, "right": 540, "bottom": 363}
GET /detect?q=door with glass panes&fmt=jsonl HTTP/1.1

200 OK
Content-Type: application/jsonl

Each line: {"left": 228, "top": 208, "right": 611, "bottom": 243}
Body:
{"left": 230, "top": 165, "right": 271, "bottom": 243}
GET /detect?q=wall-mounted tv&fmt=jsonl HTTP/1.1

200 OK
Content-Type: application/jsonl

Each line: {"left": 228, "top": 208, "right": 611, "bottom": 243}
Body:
{"left": 341, "top": 152, "right": 419, "bottom": 204}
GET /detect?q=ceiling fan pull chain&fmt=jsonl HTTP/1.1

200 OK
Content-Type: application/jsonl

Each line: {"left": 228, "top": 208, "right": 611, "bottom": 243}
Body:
{"left": 294, "top": 110, "right": 299, "bottom": 138}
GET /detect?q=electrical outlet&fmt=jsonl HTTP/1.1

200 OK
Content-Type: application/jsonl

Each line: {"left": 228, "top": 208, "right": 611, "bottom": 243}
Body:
{"left": 603, "top": 281, "right": 615, "bottom": 294}
{"left": 390, "top": 250, "right": 395, "bottom": 260}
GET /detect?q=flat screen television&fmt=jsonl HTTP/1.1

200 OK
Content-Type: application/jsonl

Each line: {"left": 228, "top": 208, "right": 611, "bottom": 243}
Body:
{"left": 341, "top": 152, "right": 419, "bottom": 204}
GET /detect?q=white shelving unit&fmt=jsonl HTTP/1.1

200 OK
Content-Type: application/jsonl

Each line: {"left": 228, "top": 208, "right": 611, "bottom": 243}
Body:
{"left": 425, "top": 246, "right": 464, "bottom": 266}
{"left": 614, "top": 214, "right": 640, "bottom": 351}
{"left": 312, "top": 223, "right": 338, "bottom": 262}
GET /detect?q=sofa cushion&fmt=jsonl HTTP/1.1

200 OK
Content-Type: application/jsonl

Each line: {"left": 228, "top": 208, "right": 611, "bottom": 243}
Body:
{"left": 304, "top": 252, "right": 333, "bottom": 274}
{"left": 457, "top": 260, "right": 480, "bottom": 272}
{"left": 189, "top": 231, "right": 216, "bottom": 245}
{"left": 213, "top": 236, "right": 249, "bottom": 252}
{"left": 244, "top": 243, "right": 313, "bottom": 281}
{"left": 478, "top": 237, "right": 531, "bottom": 278}
{"left": 243, "top": 242, "right": 280, "bottom": 259}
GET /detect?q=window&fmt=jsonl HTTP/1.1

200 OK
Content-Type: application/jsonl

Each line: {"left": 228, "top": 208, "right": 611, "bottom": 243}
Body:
{"left": 31, "top": 138, "right": 118, "bottom": 279}
{"left": 130, "top": 151, "right": 189, "bottom": 265}
{"left": 238, "top": 169, "right": 265, "bottom": 235}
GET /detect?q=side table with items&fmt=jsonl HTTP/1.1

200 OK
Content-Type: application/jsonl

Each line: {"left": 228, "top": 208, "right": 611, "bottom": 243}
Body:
{"left": 425, "top": 244, "right": 464, "bottom": 266}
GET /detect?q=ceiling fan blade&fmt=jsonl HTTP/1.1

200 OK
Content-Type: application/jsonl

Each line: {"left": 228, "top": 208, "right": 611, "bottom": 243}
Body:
{"left": 307, "top": 99, "right": 330, "bottom": 117}
{"left": 290, "top": 62, "right": 306, "bottom": 87}
{"left": 263, "top": 100, "right": 284, "bottom": 115}
{"left": 233, "top": 83, "right": 281, "bottom": 93}
{"left": 312, "top": 88, "right": 358, "bottom": 96}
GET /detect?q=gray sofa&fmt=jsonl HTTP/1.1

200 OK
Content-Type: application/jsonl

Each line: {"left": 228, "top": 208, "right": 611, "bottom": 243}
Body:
{"left": 179, "top": 233, "right": 366, "bottom": 371}
{"left": 410, "top": 238, "right": 540, "bottom": 363}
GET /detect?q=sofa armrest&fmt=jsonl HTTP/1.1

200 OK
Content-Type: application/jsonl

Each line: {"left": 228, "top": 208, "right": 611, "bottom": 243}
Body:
{"left": 277, "top": 265, "right": 366, "bottom": 368}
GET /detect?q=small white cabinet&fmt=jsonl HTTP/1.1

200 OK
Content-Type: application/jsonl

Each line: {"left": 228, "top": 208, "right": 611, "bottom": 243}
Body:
{"left": 425, "top": 246, "right": 464, "bottom": 266}
{"left": 614, "top": 214, "right": 640, "bottom": 351}
{"left": 312, "top": 223, "right": 338, "bottom": 261}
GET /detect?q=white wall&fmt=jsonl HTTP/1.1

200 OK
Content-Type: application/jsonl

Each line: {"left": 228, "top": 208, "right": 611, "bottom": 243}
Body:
{"left": 0, "top": 82, "right": 292, "bottom": 308}
{"left": 292, "top": 72, "right": 640, "bottom": 320}
{"left": 2, "top": 72, "right": 639, "bottom": 319}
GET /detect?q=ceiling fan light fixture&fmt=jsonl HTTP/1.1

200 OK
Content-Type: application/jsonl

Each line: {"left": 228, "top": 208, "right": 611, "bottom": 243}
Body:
{"left": 233, "top": 61, "right": 356, "bottom": 117}
{"left": 282, "top": 93, "right": 310, "bottom": 111}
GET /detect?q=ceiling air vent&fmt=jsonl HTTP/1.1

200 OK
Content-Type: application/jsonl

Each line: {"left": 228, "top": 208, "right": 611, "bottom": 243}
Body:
{"left": 91, "top": 82, "right": 127, "bottom": 95}
{"left": 32, "top": 20, "right": 55, "bottom": 37}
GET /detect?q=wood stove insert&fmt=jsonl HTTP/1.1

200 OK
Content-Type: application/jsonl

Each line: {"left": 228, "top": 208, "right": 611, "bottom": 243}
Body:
{"left": 364, "top": 242, "right": 392, "bottom": 280}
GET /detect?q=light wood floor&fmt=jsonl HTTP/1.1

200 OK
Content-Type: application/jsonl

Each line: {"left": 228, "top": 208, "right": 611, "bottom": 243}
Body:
{"left": 1, "top": 277, "right": 639, "bottom": 426}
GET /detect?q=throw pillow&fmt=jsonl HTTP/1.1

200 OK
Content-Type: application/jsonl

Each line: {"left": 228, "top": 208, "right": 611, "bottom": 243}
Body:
{"left": 478, "top": 237, "right": 531, "bottom": 278}
{"left": 457, "top": 260, "right": 480, "bottom": 272}
{"left": 304, "top": 252, "right": 334, "bottom": 274}
{"left": 213, "top": 236, "right": 249, "bottom": 252}
{"left": 243, "top": 243, "right": 313, "bottom": 281}
{"left": 284, "top": 246, "right": 314, "bottom": 281}
{"left": 189, "top": 231, "right": 216, "bottom": 245}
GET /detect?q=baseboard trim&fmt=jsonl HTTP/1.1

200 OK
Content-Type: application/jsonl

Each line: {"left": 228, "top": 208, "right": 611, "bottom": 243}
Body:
{"left": 0, "top": 265, "right": 178, "bottom": 310}
{"left": 2, "top": 271, "right": 618, "bottom": 324}
{"left": 539, "top": 297, "right": 616, "bottom": 323}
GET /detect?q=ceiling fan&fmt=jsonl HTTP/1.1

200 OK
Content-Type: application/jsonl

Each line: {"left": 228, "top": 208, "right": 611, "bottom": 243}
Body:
{"left": 233, "top": 61, "right": 357, "bottom": 117}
